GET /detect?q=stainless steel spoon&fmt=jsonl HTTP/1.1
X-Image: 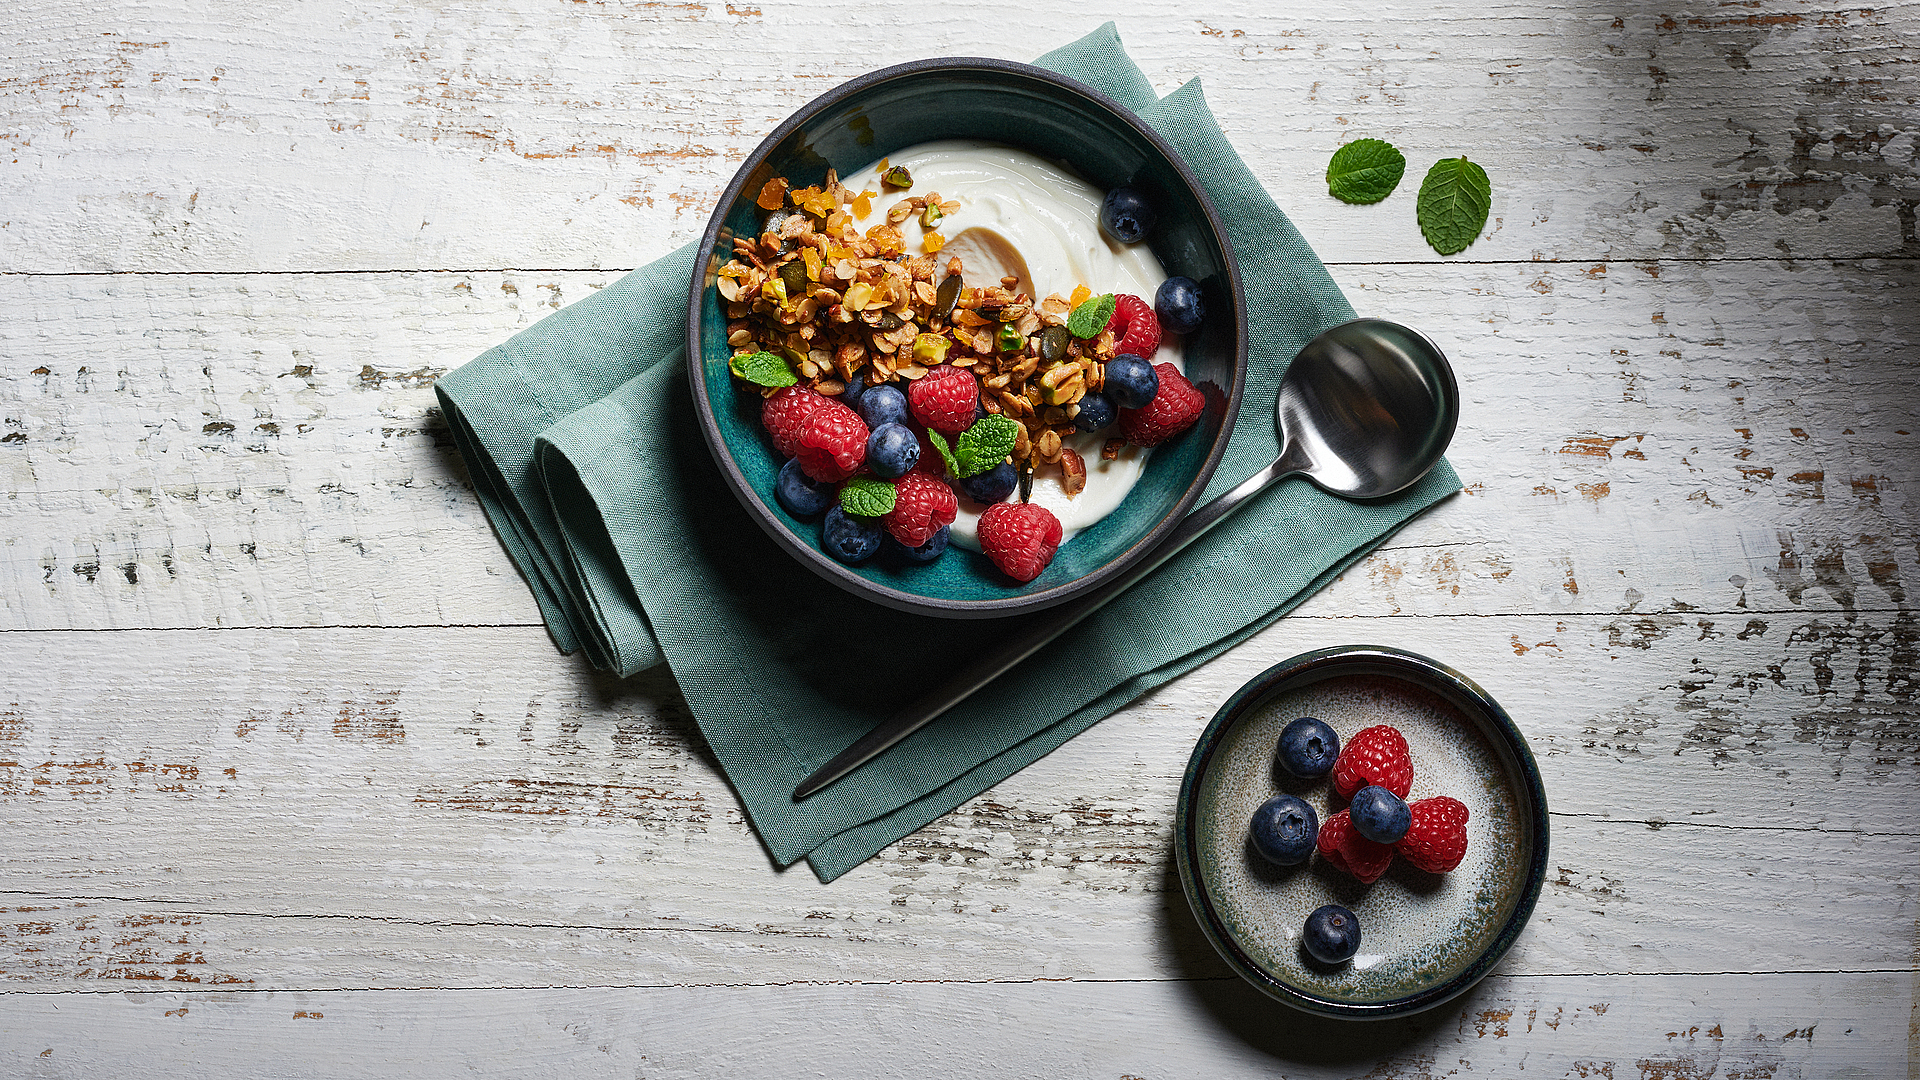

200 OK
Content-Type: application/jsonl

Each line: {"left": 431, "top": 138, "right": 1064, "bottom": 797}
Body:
{"left": 793, "top": 317, "right": 1459, "bottom": 801}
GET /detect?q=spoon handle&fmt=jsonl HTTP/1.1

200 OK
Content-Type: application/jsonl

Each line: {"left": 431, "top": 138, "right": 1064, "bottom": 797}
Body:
{"left": 792, "top": 455, "right": 1297, "bottom": 801}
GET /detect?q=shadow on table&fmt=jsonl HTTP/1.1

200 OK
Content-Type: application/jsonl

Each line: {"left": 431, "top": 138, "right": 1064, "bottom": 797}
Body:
{"left": 1156, "top": 859, "right": 1488, "bottom": 1066}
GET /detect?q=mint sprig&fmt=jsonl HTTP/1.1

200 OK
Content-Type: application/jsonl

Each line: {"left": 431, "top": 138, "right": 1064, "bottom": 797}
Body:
{"left": 728, "top": 350, "right": 797, "bottom": 388}
{"left": 1415, "top": 157, "right": 1492, "bottom": 256}
{"left": 929, "top": 415, "right": 1019, "bottom": 479}
{"left": 1326, "top": 138, "right": 1406, "bottom": 205}
{"left": 953, "top": 415, "right": 1018, "bottom": 476}
{"left": 1066, "top": 293, "right": 1115, "bottom": 339}
{"left": 839, "top": 475, "right": 896, "bottom": 517}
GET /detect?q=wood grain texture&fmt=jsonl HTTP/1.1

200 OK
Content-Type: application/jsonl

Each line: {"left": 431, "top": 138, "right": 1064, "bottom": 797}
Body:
{"left": 2, "top": 0, "right": 1916, "bottom": 1074}
{"left": 4, "top": 259, "right": 1914, "bottom": 630}
{"left": 0, "top": 619, "right": 1912, "bottom": 990}
{"left": 1, "top": 2, "right": 1914, "bottom": 272}
{"left": 0, "top": 974, "right": 1908, "bottom": 1079}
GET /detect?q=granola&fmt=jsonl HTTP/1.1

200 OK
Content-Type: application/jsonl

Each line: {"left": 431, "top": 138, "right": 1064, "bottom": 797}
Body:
{"left": 720, "top": 168, "right": 1121, "bottom": 476}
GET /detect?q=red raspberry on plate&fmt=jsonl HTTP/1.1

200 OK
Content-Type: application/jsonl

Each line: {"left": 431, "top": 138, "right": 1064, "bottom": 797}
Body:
{"left": 1117, "top": 363, "right": 1204, "bottom": 447}
{"left": 762, "top": 385, "right": 825, "bottom": 459}
{"left": 1396, "top": 796, "right": 1470, "bottom": 873}
{"left": 792, "top": 397, "right": 868, "bottom": 483}
{"left": 1110, "top": 293, "right": 1161, "bottom": 358}
{"left": 882, "top": 472, "right": 958, "bottom": 547}
{"left": 907, "top": 365, "right": 979, "bottom": 435}
{"left": 1317, "top": 809, "right": 1394, "bottom": 884}
{"left": 977, "top": 501, "right": 1063, "bottom": 582}
{"left": 1331, "top": 724, "right": 1414, "bottom": 799}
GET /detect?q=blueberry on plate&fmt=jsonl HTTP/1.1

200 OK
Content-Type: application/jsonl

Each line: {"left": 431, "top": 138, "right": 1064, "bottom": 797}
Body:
{"left": 956, "top": 461, "right": 1017, "bottom": 505}
{"left": 1100, "top": 186, "right": 1157, "bottom": 244}
{"left": 1073, "top": 390, "right": 1116, "bottom": 433}
{"left": 1349, "top": 785, "right": 1412, "bottom": 844}
{"left": 1276, "top": 716, "right": 1340, "bottom": 779}
{"left": 857, "top": 384, "right": 909, "bottom": 430}
{"left": 775, "top": 458, "right": 836, "bottom": 518}
{"left": 1302, "top": 904, "right": 1361, "bottom": 965}
{"left": 821, "top": 505, "right": 881, "bottom": 564}
{"left": 1154, "top": 276, "right": 1204, "bottom": 335}
{"left": 1248, "top": 794, "right": 1319, "bottom": 866}
{"left": 866, "top": 422, "right": 920, "bottom": 479}
{"left": 881, "top": 523, "right": 950, "bottom": 565}
{"left": 1105, "top": 353, "right": 1159, "bottom": 410}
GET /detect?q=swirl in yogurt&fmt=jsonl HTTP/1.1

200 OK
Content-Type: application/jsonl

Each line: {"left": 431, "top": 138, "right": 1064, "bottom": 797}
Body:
{"left": 849, "top": 141, "right": 1184, "bottom": 552}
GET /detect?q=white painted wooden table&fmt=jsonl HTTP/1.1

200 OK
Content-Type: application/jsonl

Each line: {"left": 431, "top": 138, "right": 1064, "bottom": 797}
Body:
{"left": 3, "top": 3, "right": 1916, "bottom": 1075}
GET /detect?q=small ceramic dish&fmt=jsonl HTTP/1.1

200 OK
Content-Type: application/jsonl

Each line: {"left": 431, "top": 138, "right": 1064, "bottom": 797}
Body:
{"left": 687, "top": 58, "right": 1247, "bottom": 619}
{"left": 1174, "top": 646, "right": 1549, "bottom": 1018}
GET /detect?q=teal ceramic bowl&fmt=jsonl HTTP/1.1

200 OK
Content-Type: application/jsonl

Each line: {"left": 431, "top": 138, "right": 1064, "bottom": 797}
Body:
{"left": 687, "top": 58, "right": 1247, "bottom": 618}
{"left": 1175, "top": 646, "right": 1550, "bottom": 1018}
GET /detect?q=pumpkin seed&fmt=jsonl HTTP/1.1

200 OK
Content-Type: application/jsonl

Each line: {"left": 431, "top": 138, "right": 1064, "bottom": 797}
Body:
{"left": 1038, "top": 325, "right": 1071, "bottom": 363}
{"left": 934, "top": 273, "right": 962, "bottom": 322}
{"left": 777, "top": 260, "right": 808, "bottom": 297}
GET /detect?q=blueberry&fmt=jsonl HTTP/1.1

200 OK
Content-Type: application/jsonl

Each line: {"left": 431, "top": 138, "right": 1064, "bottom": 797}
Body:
{"left": 838, "top": 370, "right": 867, "bottom": 409}
{"left": 821, "top": 505, "right": 881, "bottom": 563}
{"left": 1276, "top": 716, "right": 1340, "bottom": 780}
{"left": 1099, "top": 186, "right": 1157, "bottom": 244}
{"left": 1105, "top": 353, "right": 1159, "bottom": 410}
{"left": 1073, "top": 391, "right": 1116, "bottom": 433}
{"left": 956, "top": 461, "right": 1017, "bottom": 505}
{"left": 866, "top": 422, "right": 920, "bottom": 479}
{"left": 1349, "top": 785, "right": 1411, "bottom": 845}
{"left": 1154, "top": 276, "right": 1205, "bottom": 335}
{"left": 882, "top": 523, "right": 950, "bottom": 565}
{"left": 857, "top": 384, "right": 909, "bottom": 430}
{"left": 774, "top": 458, "right": 835, "bottom": 518}
{"left": 1249, "top": 794, "right": 1319, "bottom": 866}
{"left": 1302, "top": 904, "right": 1361, "bottom": 965}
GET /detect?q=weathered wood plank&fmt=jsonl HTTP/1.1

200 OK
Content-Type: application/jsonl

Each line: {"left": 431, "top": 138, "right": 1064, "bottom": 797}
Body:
{"left": 1, "top": 2, "right": 1913, "bottom": 272}
{"left": 0, "top": 974, "right": 1905, "bottom": 1079}
{"left": 3, "top": 259, "right": 1914, "bottom": 630}
{"left": 0, "top": 618, "right": 1911, "bottom": 988}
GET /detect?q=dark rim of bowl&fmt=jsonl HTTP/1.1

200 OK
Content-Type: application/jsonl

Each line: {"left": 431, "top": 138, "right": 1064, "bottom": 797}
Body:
{"left": 1173, "top": 645, "right": 1551, "bottom": 1019}
{"left": 686, "top": 56, "right": 1249, "bottom": 619}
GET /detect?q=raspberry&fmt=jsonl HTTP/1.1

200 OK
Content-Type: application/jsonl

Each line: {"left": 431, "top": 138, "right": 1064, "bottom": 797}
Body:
{"left": 907, "top": 365, "right": 979, "bottom": 435}
{"left": 1396, "top": 796, "right": 1470, "bottom": 873}
{"left": 977, "top": 501, "right": 1062, "bottom": 582}
{"left": 761, "top": 386, "right": 825, "bottom": 459}
{"left": 881, "top": 472, "right": 957, "bottom": 547}
{"left": 1316, "top": 809, "right": 1394, "bottom": 884}
{"left": 1117, "top": 363, "right": 1204, "bottom": 447}
{"left": 792, "top": 397, "right": 868, "bottom": 483}
{"left": 1110, "top": 293, "right": 1161, "bottom": 358}
{"left": 1331, "top": 725, "right": 1414, "bottom": 799}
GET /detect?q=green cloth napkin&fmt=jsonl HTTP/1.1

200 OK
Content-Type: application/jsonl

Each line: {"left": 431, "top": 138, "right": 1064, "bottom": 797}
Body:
{"left": 434, "top": 23, "right": 1460, "bottom": 882}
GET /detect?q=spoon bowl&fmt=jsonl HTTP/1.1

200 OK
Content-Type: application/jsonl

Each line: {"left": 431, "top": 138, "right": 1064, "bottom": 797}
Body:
{"left": 1275, "top": 318, "right": 1458, "bottom": 499}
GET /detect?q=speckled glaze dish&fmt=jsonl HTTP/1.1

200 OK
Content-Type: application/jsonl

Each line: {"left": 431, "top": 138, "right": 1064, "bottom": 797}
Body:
{"left": 687, "top": 58, "right": 1247, "bottom": 619}
{"left": 1175, "top": 646, "right": 1549, "bottom": 1018}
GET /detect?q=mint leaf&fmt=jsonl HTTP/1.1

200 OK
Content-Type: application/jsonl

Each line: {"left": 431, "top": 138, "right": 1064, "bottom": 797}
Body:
{"left": 728, "top": 350, "right": 797, "bottom": 388}
{"left": 1067, "top": 293, "right": 1115, "bottom": 339}
{"left": 924, "top": 428, "right": 961, "bottom": 477}
{"left": 1415, "top": 157, "right": 1492, "bottom": 256}
{"left": 839, "top": 475, "right": 896, "bottom": 518}
{"left": 952, "top": 414, "right": 1020, "bottom": 478}
{"left": 1326, "top": 138, "right": 1406, "bottom": 204}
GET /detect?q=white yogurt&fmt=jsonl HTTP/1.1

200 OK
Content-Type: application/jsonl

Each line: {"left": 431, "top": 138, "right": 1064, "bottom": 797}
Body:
{"left": 848, "top": 140, "right": 1184, "bottom": 551}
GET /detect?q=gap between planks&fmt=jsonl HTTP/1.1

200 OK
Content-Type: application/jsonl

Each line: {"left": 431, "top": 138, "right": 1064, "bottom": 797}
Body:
{"left": 0, "top": 604, "right": 1907, "bottom": 634}
{"left": 1, "top": 255, "right": 1916, "bottom": 278}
